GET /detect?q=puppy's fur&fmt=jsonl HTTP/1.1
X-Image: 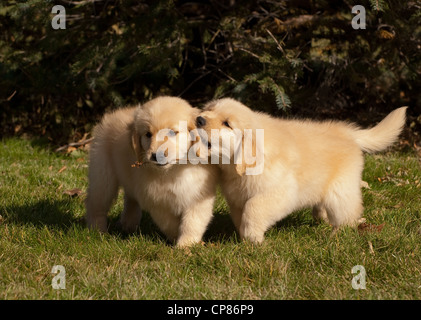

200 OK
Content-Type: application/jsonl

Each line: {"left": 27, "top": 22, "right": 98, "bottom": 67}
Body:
{"left": 85, "top": 96, "right": 219, "bottom": 247}
{"left": 198, "top": 98, "right": 407, "bottom": 243}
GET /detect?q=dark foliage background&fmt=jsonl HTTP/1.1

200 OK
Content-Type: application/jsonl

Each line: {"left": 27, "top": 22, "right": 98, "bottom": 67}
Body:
{"left": 1, "top": 0, "right": 420, "bottom": 144}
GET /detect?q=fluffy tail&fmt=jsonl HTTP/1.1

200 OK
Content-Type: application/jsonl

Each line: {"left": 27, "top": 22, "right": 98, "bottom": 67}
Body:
{"left": 352, "top": 107, "right": 407, "bottom": 153}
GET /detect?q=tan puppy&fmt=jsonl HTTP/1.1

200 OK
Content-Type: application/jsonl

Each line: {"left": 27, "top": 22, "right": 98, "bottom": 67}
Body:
{"left": 85, "top": 96, "right": 219, "bottom": 247}
{"left": 196, "top": 98, "right": 407, "bottom": 243}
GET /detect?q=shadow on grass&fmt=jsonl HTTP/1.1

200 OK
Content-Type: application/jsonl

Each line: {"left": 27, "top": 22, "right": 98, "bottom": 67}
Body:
{"left": 4, "top": 199, "right": 248, "bottom": 245}
{"left": 107, "top": 211, "right": 170, "bottom": 243}
{"left": 3, "top": 199, "right": 176, "bottom": 244}
{"left": 204, "top": 212, "right": 238, "bottom": 244}
{"left": 30, "top": 137, "right": 53, "bottom": 151}
{"left": 275, "top": 210, "right": 316, "bottom": 231}
{"left": 109, "top": 208, "right": 317, "bottom": 244}
{"left": 3, "top": 199, "right": 82, "bottom": 230}
{"left": 107, "top": 210, "right": 239, "bottom": 245}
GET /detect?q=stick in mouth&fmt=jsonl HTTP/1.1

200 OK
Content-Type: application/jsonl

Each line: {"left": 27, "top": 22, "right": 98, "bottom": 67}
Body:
{"left": 131, "top": 161, "right": 143, "bottom": 167}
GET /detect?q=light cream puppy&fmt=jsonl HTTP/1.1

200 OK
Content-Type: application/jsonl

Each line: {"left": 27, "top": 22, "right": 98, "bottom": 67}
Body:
{"left": 85, "top": 96, "right": 219, "bottom": 247}
{"left": 197, "top": 98, "right": 407, "bottom": 243}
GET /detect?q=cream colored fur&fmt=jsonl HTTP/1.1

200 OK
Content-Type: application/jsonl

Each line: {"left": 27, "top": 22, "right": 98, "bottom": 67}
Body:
{"left": 85, "top": 96, "right": 219, "bottom": 247}
{"left": 199, "top": 98, "right": 407, "bottom": 243}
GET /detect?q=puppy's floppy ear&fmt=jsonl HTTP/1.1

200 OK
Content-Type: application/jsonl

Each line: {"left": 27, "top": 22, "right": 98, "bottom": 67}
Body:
{"left": 189, "top": 108, "right": 204, "bottom": 158}
{"left": 235, "top": 129, "right": 257, "bottom": 176}
{"left": 130, "top": 122, "right": 144, "bottom": 162}
{"left": 189, "top": 108, "right": 201, "bottom": 131}
{"left": 203, "top": 100, "right": 217, "bottom": 111}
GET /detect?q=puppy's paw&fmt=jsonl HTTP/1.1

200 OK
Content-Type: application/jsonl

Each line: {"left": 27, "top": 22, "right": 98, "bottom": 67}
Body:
{"left": 116, "top": 219, "right": 139, "bottom": 234}
{"left": 240, "top": 225, "right": 265, "bottom": 244}
{"left": 357, "top": 218, "right": 367, "bottom": 224}
{"left": 176, "top": 237, "right": 205, "bottom": 249}
{"left": 241, "top": 233, "right": 265, "bottom": 245}
{"left": 86, "top": 216, "right": 108, "bottom": 233}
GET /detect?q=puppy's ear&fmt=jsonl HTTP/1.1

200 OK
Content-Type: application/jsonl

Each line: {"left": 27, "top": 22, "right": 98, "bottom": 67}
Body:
{"left": 189, "top": 108, "right": 201, "bottom": 131}
{"left": 189, "top": 108, "right": 204, "bottom": 158}
{"left": 130, "top": 123, "right": 144, "bottom": 162}
{"left": 203, "top": 100, "right": 217, "bottom": 111}
{"left": 235, "top": 129, "right": 257, "bottom": 176}
{"left": 235, "top": 162, "right": 247, "bottom": 176}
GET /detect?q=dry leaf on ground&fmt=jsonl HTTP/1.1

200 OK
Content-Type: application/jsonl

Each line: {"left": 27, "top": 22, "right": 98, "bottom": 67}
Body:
{"left": 63, "top": 188, "right": 84, "bottom": 197}
{"left": 358, "top": 222, "right": 385, "bottom": 234}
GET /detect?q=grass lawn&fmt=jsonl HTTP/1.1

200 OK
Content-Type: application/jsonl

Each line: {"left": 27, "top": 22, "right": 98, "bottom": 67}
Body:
{"left": 0, "top": 137, "right": 420, "bottom": 299}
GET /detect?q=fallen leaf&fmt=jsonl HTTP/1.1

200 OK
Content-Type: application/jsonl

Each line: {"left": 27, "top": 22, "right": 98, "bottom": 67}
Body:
{"left": 63, "top": 188, "right": 84, "bottom": 197}
{"left": 14, "top": 124, "right": 22, "bottom": 133}
{"left": 377, "top": 29, "right": 395, "bottom": 39}
{"left": 66, "top": 146, "right": 77, "bottom": 154}
{"left": 58, "top": 166, "right": 67, "bottom": 173}
{"left": 358, "top": 222, "right": 385, "bottom": 234}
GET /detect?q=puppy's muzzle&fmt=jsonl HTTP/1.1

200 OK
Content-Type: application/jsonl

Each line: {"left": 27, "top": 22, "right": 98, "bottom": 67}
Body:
{"left": 149, "top": 152, "right": 168, "bottom": 166}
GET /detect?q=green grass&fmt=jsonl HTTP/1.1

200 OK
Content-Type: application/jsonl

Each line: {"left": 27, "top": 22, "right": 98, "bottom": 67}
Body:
{"left": 1, "top": 137, "right": 420, "bottom": 299}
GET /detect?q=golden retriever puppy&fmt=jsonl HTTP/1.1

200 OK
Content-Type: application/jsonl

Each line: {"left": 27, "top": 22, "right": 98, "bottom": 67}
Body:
{"left": 196, "top": 98, "right": 406, "bottom": 243}
{"left": 85, "top": 96, "right": 219, "bottom": 247}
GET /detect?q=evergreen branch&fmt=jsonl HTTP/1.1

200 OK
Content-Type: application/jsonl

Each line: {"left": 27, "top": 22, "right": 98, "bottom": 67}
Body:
{"left": 369, "top": 0, "right": 386, "bottom": 12}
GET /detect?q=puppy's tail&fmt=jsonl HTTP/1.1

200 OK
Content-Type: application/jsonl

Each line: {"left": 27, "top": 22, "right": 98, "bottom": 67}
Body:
{"left": 352, "top": 107, "right": 407, "bottom": 153}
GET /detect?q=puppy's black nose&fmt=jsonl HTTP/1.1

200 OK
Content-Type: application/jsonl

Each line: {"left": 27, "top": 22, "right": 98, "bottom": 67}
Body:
{"left": 196, "top": 116, "right": 206, "bottom": 128}
{"left": 150, "top": 153, "right": 157, "bottom": 162}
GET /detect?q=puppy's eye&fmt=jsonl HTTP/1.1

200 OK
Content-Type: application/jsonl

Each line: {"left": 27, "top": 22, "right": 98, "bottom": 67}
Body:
{"left": 222, "top": 121, "right": 231, "bottom": 128}
{"left": 145, "top": 132, "right": 152, "bottom": 138}
{"left": 168, "top": 129, "right": 178, "bottom": 137}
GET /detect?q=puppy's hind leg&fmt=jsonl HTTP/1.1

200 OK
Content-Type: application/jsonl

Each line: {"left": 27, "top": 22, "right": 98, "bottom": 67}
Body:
{"left": 312, "top": 204, "right": 329, "bottom": 224}
{"left": 323, "top": 181, "right": 364, "bottom": 229}
{"left": 85, "top": 156, "right": 119, "bottom": 233}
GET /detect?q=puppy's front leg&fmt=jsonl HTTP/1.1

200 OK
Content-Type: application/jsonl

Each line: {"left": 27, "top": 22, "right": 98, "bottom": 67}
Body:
{"left": 240, "top": 195, "right": 289, "bottom": 244}
{"left": 149, "top": 210, "right": 180, "bottom": 243}
{"left": 176, "top": 198, "right": 215, "bottom": 248}
{"left": 118, "top": 194, "right": 142, "bottom": 233}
